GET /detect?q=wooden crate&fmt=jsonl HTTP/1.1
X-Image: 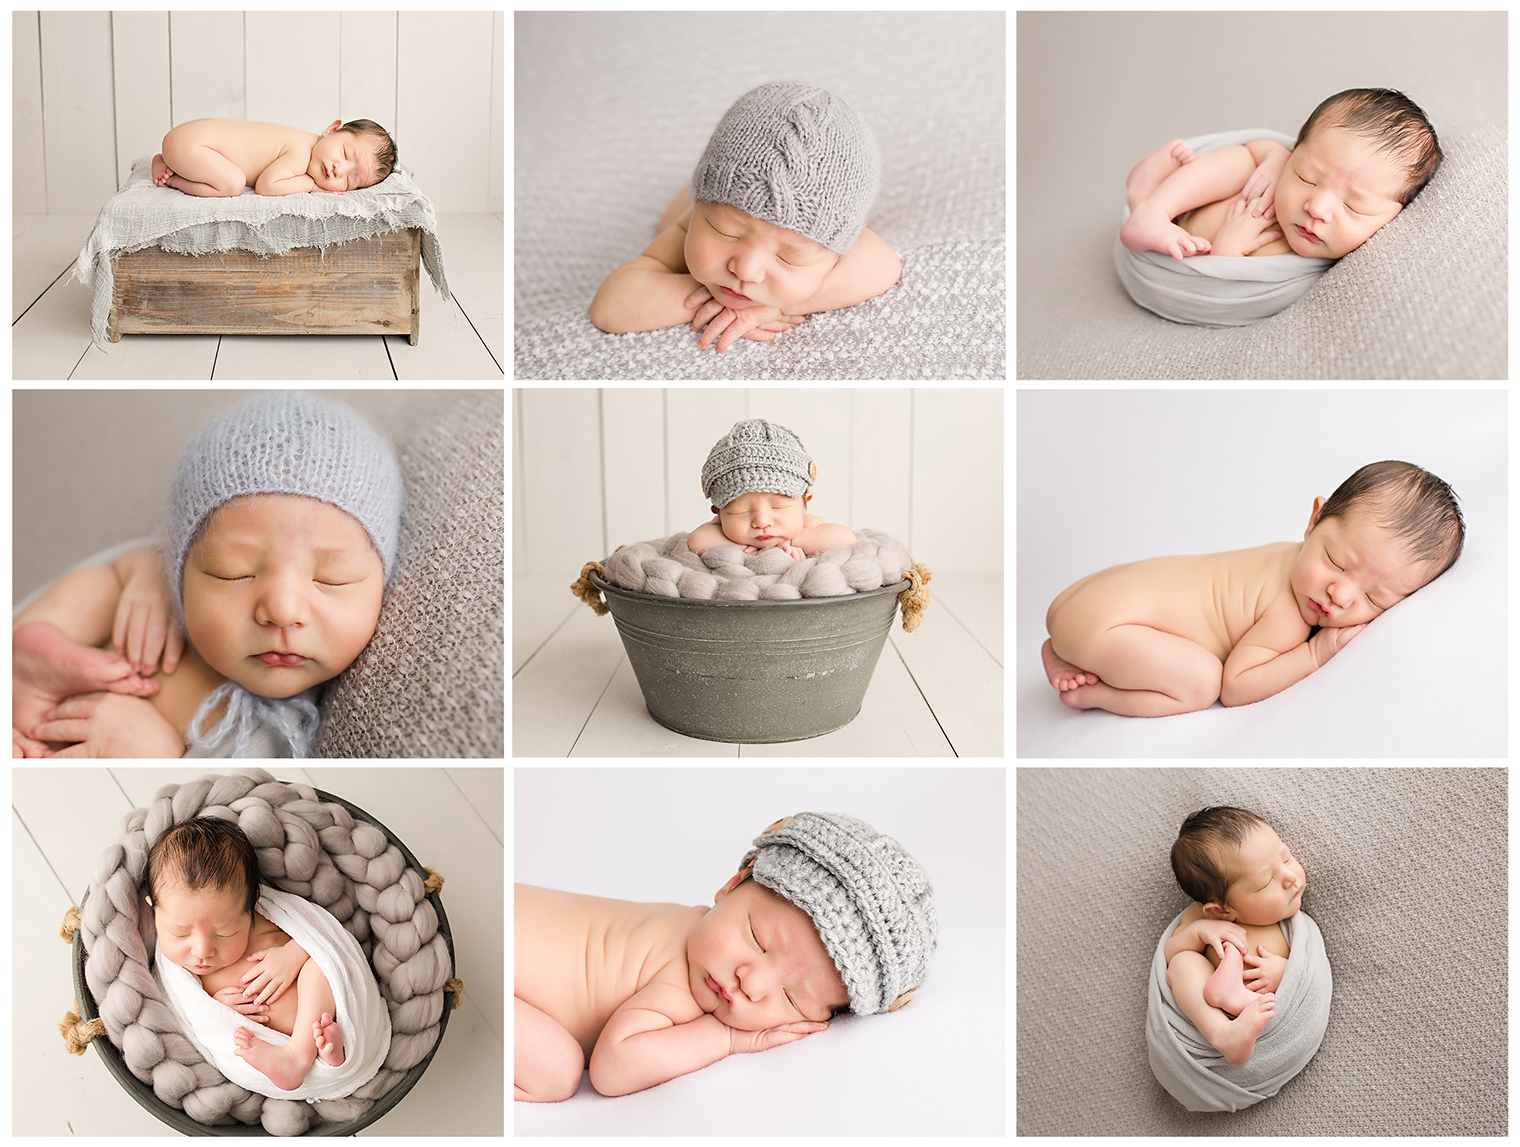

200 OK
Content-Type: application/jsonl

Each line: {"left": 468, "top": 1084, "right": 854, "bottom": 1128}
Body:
{"left": 109, "top": 227, "right": 421, "bottom": 344}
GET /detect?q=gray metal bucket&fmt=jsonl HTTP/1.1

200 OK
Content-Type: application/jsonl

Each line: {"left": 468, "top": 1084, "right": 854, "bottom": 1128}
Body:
{"left": 590, "top": 571, "right": 909, "bottom": 743}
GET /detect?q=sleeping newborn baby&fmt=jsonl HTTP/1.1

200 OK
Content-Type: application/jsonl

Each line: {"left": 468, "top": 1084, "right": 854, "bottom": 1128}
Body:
{"left": 688, "top": 419, "right": 857, "bottom": 560}
{"left": 151, "top": 117, "right": 397, "bottom": 197}
{"left": 147, "top": 818, "right": 351, "bottom": 1092}
{"left": 590, "top": 82, "right": 901, "bottom": 353}
{"left": 1121, "top": 88, "right": 1441, "bottom": 260}
{"left": 1042, "top": 459, "right": 1464, "bottom": 715}
{"left": 515, "top": 813, "right": 936, "bottom": 1101}
{"left": 1163, "top": 807, "right": 1303, "bottom": 1065}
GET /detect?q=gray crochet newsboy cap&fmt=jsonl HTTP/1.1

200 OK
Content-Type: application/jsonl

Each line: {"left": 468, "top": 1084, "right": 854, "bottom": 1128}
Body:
{"left": 691, "top": 80, "right": 880, "bottom": 255}
{"left": 701, "top": 419, "right": 815, "bottom": 510}
{"left": 166, "top": 391, "right": 405, "bottom": 610}
{"left": 741, "top": 812, "right": 938, "bottom": 1016}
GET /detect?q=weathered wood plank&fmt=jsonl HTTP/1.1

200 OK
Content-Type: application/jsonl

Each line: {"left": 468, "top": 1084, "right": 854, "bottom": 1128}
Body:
{"left": 110, "top": 228, "right": 421, "bottom": 340}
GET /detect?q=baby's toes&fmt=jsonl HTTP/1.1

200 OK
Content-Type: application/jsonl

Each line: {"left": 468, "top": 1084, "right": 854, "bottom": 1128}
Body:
{"left": 1172, "top": 141, "right": 1196, "bottom": 165}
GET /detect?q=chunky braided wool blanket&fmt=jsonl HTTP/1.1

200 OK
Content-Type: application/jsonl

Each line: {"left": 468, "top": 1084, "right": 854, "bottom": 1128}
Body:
{"left": 80, "top": 771, "right": 452, "bottom": 1136}
{"left": 601, "top": 529, "right": 912, "bottom": 600}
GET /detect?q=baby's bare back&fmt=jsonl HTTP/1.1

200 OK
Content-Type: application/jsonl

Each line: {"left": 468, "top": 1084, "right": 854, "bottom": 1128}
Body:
{"left": 172, "top": 119, "right": 316, "bottom": 185}
{"left": 515, "top": 884, "right": 702, "bottom": 1060}
{"left": 1053, "top": 543, "right": 1298, "bottom": 661}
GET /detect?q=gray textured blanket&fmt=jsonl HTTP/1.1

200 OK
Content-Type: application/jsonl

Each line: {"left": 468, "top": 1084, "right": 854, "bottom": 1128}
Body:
{"left": 601, "top": 529, "right": 912, "bottom": 599}
{"left": 1114, "top": 130, "right": 1336, "bottom": 327}
{"left": 1147, "top": 908, "right": 1332, "bottom": 1112}
{"left": 74, "top": 155, "right": 450, "bottom": 347}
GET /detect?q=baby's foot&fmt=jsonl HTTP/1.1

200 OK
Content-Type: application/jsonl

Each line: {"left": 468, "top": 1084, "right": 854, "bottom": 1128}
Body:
{"left": 232, "top": 1025, "right": 307, "bottom": 1092}
{"left": 1042, "top": 638, "right": 1098, "bottom": 692}
{"left": 1212, "top": 991, "right": 1275, "bottom": 1065}
{"left": 12, "top": 621, "right": 159, "bottom": 741}
{"left": 1125, "top": 139, "right": 1196, "bottom": 209}
{"left": 151, "top": 154, "right": 174, "bottom": 185}
{"left": 1121, "top": 206, "right": 1212, "bottom": 260}
{"left": 1202, "top": 941, "right": 1256, "bottom": 1017}
{"left": 313, "top": 1012, "right": 346, "bottom": 1068}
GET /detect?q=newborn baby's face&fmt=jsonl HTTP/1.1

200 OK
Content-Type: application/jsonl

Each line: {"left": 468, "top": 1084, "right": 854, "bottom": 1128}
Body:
{"left": 717, "top": 491, "right": 807, "bottom": 548}
{"left": 152, "top": 880, "right": 252, "bottom": 975}
{"left": 1275, "top": 126, "right": 1406, "bottom": 259}
{"left": 686, "top": 202, "right": 839, "bottom": 313}
{"left": 182, "top": 493, "right": 386, "bottom": 697}
{"left": 687, "top": 877, "right": 849, "bottom": 1031}
{"left": 1221, "top": 824, "right": 1305, "bottom": 926}
{"left": 308, "top": 127, "right": 379, "bottom": 192}
{"left": 1291, "top": 503, "right": 1432, "bottom": 630}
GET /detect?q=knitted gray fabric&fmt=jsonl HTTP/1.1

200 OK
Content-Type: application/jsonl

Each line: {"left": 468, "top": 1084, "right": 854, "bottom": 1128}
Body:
{"left": 701, "top": 419, "right": 814, "bottom": 509}
{"left": 691, "top": 81, "right": 880, "bottom": 255}
{"left": 742, "top": 812, "right": 937, "bottom": 1016}
{"left": 166, "top": 391, "right": 405, "bottom": 612}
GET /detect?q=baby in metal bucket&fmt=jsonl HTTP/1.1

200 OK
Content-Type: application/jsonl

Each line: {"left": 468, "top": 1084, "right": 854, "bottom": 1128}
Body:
{"left": 1042, "top": 460, "right": 1463, "bottom": 715}
{"left": 1121, "top": 88, "right": 1441, "bottom": 261}
{"left": 152, "top": 117, "right": 397, "bottom": 197}
{"left": 515, "top": 812, "right": 937, "bottom": 1100}
{"left": 12, "top": 391, "right": 404, "bottom": 758}
{"left": 687, "top": 419, "right": 857, "bottom": 561}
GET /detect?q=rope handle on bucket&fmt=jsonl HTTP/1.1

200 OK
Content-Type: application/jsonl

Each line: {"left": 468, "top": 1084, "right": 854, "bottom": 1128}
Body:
{"left": 571, "top": 560, "right": 610, "bottom": 615}
{"left": 60, "top": 905, "right": 106, "bottom": 1054}
{"left": 897, "top": 561, "right": 932, "bottom": 633}
{"left": 422, "top": 868, "right": 465, "bottom": 1010}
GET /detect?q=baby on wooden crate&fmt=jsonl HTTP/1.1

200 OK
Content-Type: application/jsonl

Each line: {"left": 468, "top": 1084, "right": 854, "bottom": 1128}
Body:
{"left": 12, "top": 391, "right": 404, "bottom": 758}
{"left": 152, "top": 117, "right": 397, "bottom": 197}
{"left": 516, "top": 812, "right": 936, "bottom": 1100}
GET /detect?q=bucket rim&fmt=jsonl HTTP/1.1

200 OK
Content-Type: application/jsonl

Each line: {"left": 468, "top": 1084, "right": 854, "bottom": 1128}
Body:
{"left": 588, "top": 569, "right": 911, "bottom": 607}
{"left": 72, "top": 784, "right": 455, "bottom": 1136}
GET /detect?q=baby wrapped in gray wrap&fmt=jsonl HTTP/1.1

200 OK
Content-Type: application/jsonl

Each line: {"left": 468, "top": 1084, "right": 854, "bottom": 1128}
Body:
{"left": 1147, "top": 907, "right": 1332, "bottom": 1112}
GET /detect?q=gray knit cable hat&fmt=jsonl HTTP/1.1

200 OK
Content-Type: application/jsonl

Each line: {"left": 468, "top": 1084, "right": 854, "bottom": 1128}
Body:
{"left": 691, "top": 81, "right": 880, "bottom": 255}
{"left": 700, "top": 418, "right": 816, "bottom": 510}
{"left": 166, "top": 391, "right": 405, "bottom": 612}
{"left": 741, "top": 812, "right": 937, "bottom": 1016}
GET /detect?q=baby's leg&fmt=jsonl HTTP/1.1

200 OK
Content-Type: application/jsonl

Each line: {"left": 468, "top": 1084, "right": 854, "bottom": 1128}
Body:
{"left": 1202, "top": 941, "right": 1259, "bottom": 1017}
{"left": 232, "top": 958, "right": 335, "bottom": 1091}
{"left": 1166, "top": 949, "right": 1275, "bottom": 1065}
{"left": 1121, "top": 143, "right": 1257, "bottom": 259}
{"left": 515, "top": 996, "right": 585, "bottom": 1103}
{"left": 1125, "top": 139, "right": 1196, "bottom": 211}
{"left": 159, "top": 126, "right": 247, "bottom": 198}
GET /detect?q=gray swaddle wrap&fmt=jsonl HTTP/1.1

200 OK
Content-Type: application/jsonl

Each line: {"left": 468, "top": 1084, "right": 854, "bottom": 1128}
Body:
{"left": 1114, "top": 130, "right": 1337, "bottom": 327}
{"left": 1147, "top": 907, "right": 1332, "bottom": 1112}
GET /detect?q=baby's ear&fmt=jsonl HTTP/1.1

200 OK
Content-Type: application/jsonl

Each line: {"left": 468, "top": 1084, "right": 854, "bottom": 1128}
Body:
{"left": 715, "top": 863, "right": 754, "bottom": 903}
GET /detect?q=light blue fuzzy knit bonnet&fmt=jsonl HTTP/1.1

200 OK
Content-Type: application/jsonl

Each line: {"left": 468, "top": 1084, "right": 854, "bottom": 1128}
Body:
{"left": 166, "top": 390, "right": 405, "bottom": 613}
{"left": 691, "top": 81, "right": 880, "bottom": 255}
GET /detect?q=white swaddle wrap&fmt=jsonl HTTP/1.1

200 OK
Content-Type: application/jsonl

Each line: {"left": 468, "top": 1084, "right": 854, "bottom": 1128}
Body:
{"left": 1115, "top": 130, "right": 1338, "bottom": 327}
{"left": 1147, "top": 907, "right": 1332, "bottom": 1112}
{"left": 154, "top": 885, "right": 391, "bottom": 1101}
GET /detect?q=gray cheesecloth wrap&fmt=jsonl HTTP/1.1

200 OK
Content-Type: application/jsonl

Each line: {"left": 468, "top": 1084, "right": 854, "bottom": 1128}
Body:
{"left": 1147, "top": 908, "right": 1333, "bottom": 1112}
{"left": 1114, "top": 130, "right": 1337, "bottom": 327}
{"left": 692, "top": 81, "right": 879, "bottom": 255}
{"left": 741, "top": 812, "right": 937, "bottom": 1016}
{"left": 74, "top": 155, "right": 450, "bottom": 348}
{"left": 168, "top": 392, "right": 405, "bottom": 758}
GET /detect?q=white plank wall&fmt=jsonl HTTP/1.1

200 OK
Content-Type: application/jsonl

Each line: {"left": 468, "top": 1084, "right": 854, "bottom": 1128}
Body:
{"left": 15, "top": 10, "right": 502, "bottom": 215}
{"left": 513, "top": 388, "right": 1003, "bottom": 577}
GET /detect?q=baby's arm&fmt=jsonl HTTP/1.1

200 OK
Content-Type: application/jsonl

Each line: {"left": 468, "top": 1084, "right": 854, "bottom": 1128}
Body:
{"left": 795, "top": 521, "right": 857, "bottom": 556}
{"left": 588, "top": 979, "right": 731, "bottom": 1096}
{"left": 253, "top": 154, "right": 316, "bottom": 197}
{"left": 589, "top": 217, "right": 703, "bottom": 335}
{"left": 687, "top": 521, "right": 728, "bottom": 554}
{"left": 1164, "top": 917, "right": 1248, "bottom": 965}
{"left": 1220, "top": 602, "right": 1363, "bottom": 707}
{"left": 788, "top": 228, "right": 901, "bottom": 316}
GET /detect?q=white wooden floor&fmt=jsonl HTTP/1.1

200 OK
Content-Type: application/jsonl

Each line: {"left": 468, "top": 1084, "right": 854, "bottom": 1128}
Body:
{"left": 512, "top": 572, "right": 1003, "bottom": 757}
{"left": 13, "top": 213, "right": 503, "bottom": 380}
{"left": 14, "top": 766, "right": 505, "bottom": 1136}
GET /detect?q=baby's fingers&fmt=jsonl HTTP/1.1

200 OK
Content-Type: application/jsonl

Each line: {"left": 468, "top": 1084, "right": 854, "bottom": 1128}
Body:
{"left": 163, "top": 624, "right": 184, "bottom": 675}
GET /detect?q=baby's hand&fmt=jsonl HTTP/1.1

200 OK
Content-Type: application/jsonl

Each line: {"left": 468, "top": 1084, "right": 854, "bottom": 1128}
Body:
{"left": 1242, "top": 944, "right": 1288, "bottom": 995}
{"left": 1212, "top": 195, "right": 1283, "bottom": 257}
{"left": 214, "top": 984, "right": 272, "bottom": 1023}
{"left": 240, "top": 943, "right": 307, "bottom": 1006}
{"left": 728, "top": 1020, "right": 828, "bottom": 1055}
{"left": 1310, "top": 622, "right": 1367, "bottom": 668}
{"left": 111, "top": 553, "right": 184, "bottom": 677}
{"left": 1195, "top": 919, "right": 1249, "bottom": 961}
{"left": 1240, "top": 150, "right": 1289, "bottom": 217}
{"left": 687, "top": 294, "right": 791, "bottom": 353}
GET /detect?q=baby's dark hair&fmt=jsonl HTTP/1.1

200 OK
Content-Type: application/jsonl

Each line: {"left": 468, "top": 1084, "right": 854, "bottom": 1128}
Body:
{"left": 1296, "top": 88, "right": 1442, "bottom": 206}
{"left": 1171, "top": 806, "right": 1269, "bottom": 909}
{"left": 146, "top": 816, "right": 262, "bottom": 922}
{"left": 1317, "top": 459, "right": 1465, "bottom": 581}
{"left": 340, "top": 118, "right": 397, "bottom": 184}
